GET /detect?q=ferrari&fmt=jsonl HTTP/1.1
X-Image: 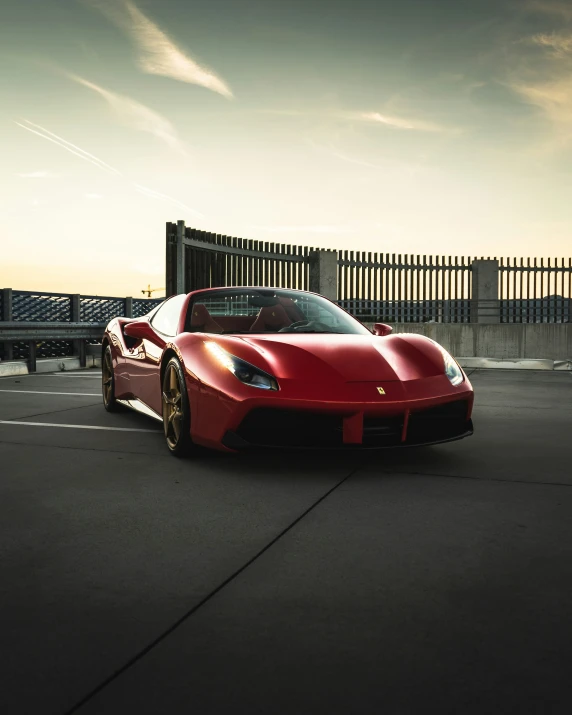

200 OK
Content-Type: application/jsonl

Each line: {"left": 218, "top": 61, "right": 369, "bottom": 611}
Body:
{"left": 102, "top": 287, "right": 474, "bottom": 455}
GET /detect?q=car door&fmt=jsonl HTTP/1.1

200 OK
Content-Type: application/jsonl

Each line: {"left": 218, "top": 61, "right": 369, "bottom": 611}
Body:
{"left": 124, "top": 295, "right": 187, "bottom": 415}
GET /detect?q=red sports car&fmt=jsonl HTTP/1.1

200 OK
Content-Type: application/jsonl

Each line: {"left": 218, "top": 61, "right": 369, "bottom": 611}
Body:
{"left": 102, "top": 287, "right": 474, "bottom": 455}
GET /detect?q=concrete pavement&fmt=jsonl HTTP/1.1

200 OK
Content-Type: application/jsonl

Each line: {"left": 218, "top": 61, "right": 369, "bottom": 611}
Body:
{"left": 0, "top": 368, "right": 571, "bottom": 714}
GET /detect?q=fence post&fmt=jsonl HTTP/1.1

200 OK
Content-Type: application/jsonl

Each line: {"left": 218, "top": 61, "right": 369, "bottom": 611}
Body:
{"left": 165, "top": 222, "right": 176, "bottom": 298}
{"left": 471, "top": 260, "right": 500, "bottom": 323}
{"left": 125, "top": 297, "right": 133, "bottom": 318}
{"left": 309, "top": 250, "right": 338, "bottom": 300}
{"left": 2, "top": 288, "right": 13, "bottom": 361}
{"left": 176, "top": 220, "right": 186, "bottom": 294}
{"left": 70, "top": 294, "right": 86, "bottom": 367}
{"left": 28, "top": 340, "right": 36, "bottom": 373}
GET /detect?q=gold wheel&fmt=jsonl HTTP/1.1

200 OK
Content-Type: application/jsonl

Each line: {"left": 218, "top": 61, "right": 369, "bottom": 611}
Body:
{"left": 102, "top": 348, "right": 114, "bottom": 407}
{"left": 162, "top": 362, "right": 184, "bottom": 450}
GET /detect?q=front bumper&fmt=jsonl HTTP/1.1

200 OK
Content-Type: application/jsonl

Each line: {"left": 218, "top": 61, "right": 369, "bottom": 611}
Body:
{"left": 222, "top": 402, "right": 473, "bottom": 450}
{"left": 191, "top": 373, "right": 474, "bottom": 451}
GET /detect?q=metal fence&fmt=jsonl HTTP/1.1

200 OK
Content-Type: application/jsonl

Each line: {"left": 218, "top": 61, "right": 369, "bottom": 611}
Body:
{"left": 499, "top": 257, "right": 572, "bottom": 323}
{"left": 0, "top": 289, "right": 162, "bottom": 361}
{"left": 338, "top": 255, "right": 572, "bottom": 323}
{"left": 168, "top": 224, "right": 572, "bottom": 323}
{"left": 167, "top": 223, "right": 317, "bottom": 296}
{"left": 337, "top": 253, "right": 474, "bottom": 323}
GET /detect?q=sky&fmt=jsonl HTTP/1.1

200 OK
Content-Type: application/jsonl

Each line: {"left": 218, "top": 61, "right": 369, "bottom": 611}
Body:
{"left": 1, "top": 0, "right": 572, "bottom": 298}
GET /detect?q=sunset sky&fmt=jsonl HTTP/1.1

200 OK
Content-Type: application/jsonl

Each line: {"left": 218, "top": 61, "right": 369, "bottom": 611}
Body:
{"left": 1, "top": 0, "right": 572, "bottom": 297}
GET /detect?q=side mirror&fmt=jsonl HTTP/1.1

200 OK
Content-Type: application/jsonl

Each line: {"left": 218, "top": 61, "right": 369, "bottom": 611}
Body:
{"left": 373, "top": 322, "right": 393, "bottom": 337}
{"left": 124, "top": 320, "right": 156, "bottom": 341}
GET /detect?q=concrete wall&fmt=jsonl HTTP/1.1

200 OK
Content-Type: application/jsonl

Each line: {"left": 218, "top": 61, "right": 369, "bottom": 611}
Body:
{"left": 364, "top": 322, "right": 572, "bottom": 361}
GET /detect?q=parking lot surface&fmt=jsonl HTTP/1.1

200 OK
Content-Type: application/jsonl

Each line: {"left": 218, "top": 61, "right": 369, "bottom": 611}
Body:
{"left": 1, "top": 368, "right": 571, "bottom": 714}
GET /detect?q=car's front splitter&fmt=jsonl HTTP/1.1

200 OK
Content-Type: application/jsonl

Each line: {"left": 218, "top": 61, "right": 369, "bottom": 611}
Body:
{"left": 222, "top": 419, "right": 474, "bottom": 451}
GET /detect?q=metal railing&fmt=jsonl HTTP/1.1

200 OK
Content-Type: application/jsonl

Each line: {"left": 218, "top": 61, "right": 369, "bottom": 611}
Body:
{"left": 168, "top": 223, "right": 572, "bottom": 323}
{"left": 0, "top": 289, "right": 162, "bottom": 365}
{"left": 499, "top": 257, "right": 572, "bottom": 323}
{"left": 337, "top": 253, "right": 474, "bottom": 323}
{"left": 166, "top": 223, "right": 316, "bottom": 295}
{"left": 0, "top": 322, "right": 106, "bottom": 371}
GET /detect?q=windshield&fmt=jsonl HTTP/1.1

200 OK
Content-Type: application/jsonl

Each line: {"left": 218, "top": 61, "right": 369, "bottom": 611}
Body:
{"left": 187, "top": 289, "right": 372, "bottom": 335}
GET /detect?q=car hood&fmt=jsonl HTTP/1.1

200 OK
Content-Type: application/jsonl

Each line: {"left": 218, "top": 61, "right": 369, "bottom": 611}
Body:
{"left": 219, "top": 333, "right": 445, "bottom": 383}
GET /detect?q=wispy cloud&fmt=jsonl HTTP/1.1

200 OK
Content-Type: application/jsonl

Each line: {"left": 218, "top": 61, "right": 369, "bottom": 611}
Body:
{"left": 134, "top": 184, "right": 204, "bottom": 218}
{"left": 66, "top": 73, "right": 187, "bottom": 152}
{"left": 505, "top": 23, "right": 572, "bottom": 152}
{"left": 249, "top": 225, "right": 353, "bottom": 234}
{"left": 305, "top": 139, "right": 385, "bottom": 170}
{"left": 527, "top": 0, "right": 572, "bottom": 20}
{"left": 257, "top": 109, "right": 307, "bottom": 117}
{"left": 14, "top": 120, "right": 122, "bottom": 174}
{"left": 305, "top": 138, "right": 429, "bottom": 177}
{"left": 17, "top": 170, "right": 60, "bottom": 178}
{"left": 529, "top": 32, "right": 572, "bottom": 57}
{"left": 86, "top": 0, "right": 233, "bottom": 98}
{"left": 16, "top": 119, "right": 205, "bottom": 218}
{"left": 350, "top": 111, "right": 456, "bottom": 133}
{"left": 257, "top": 107, "right": 457, "bottom": 133}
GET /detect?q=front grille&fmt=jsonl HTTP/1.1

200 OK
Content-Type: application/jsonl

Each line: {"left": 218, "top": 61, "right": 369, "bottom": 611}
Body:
{"left": 232, "top": 400, "right": 470, "bottom": 449}
{"left": 235, "top": 408, "right": 344, "bottom": 447}
{"left": 406, "top": 399, "right": 470, "bottom": 445}
{"left": 362, "top": 415, "right": 403, "bottom": 446}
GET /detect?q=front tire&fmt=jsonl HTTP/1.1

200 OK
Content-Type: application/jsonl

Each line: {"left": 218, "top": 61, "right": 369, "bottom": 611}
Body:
{"left": 162, "top": 357, "right": 194, "bottom": 457}
{"left": 102, "top": 344, "right": 120, "bottom": 412}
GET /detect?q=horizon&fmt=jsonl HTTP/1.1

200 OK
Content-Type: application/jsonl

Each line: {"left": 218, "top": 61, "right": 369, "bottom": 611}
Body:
{"left": 2, "top": 0, "right": 572, "bottom": 298}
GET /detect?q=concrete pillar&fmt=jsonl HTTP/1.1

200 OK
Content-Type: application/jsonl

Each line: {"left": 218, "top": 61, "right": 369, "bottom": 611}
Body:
{"left": 471, "top": 260, "right": 500, "bottom": 323}
{"left": 1, "top": 288, "right": 13, "bottom": 361}
{"left": 125, "top": 297, "right": 133, "bottom": 318}
{"left": 28, "top": 340, "right": 36, "bottom": 373}
{"left": 70, "top": 294, "right": 85, "bottom": 366}
{"left": 309, "top": 250, "right": 338, "bottom": 300}
{"left": 71, "top": 294, "right": 81, "bottom": 322}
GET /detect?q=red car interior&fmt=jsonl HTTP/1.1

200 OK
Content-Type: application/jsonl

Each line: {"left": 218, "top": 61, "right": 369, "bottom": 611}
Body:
{"left": 190, "top": 304, "right": 224, "bottom": 333}
{"left": 249, "top": 304, "right": 292, "bottom": 332}
{"left": 277, "top": 297, "right": 306, "bottom": 322}
{"left": 186, "top": 296, "right": 306, "bottom": 335}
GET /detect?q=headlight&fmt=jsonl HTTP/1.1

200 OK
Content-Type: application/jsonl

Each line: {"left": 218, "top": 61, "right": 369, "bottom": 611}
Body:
{"left": 444, "top": 352, "right": 464, "bottom": 386}
{"left": 440, "top": 348, "right": 464, "bottom": 386}
{"left": 429, "top": 340, "right": 464, "bottom": 386}
{"left": 205, "top": 342, "right": 279, "bottom": 390}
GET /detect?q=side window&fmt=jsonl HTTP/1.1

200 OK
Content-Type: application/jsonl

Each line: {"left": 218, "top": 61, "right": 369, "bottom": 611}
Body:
{"left": 150, "top": 294, "right": 187, "bottom": 336}
{"left": 146, "top": 301, "right": 165, "bottom": 320}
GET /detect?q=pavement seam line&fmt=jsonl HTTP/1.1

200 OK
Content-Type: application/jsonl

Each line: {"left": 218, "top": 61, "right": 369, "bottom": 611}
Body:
{"left": 376, "top": 468, "right": 572, "bottom": 488}
{"left": 61, "top": 460, "right": 367, "bottom": 715}
{"left": 3, "top": 401, "right": 102, "bottom": 422}
{"left": 0, "top": 438, "right": 172, "bottom": 458}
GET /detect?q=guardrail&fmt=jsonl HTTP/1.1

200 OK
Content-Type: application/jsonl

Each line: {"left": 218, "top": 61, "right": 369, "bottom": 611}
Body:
{"left": 0, "top": 289, "right": 162, "bottom": 366}
{"left": 0, "top": 322, "right": 106, "bottom": 372}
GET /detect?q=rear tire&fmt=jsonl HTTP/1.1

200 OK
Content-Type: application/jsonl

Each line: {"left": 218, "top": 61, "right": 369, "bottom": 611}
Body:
{"left": 162, "top": 357, "right": 194, "bottom": 457}
{"left": 102, "top": 344, "right": 120, "bottom": 412}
